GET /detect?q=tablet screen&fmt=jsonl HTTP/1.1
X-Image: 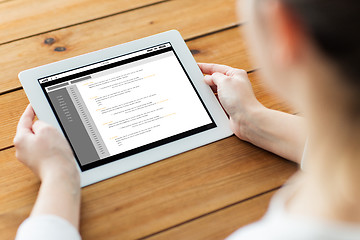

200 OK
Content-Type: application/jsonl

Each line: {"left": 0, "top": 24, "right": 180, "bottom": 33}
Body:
{"left": 38, "top": 43, "right": 216, "bottom": 171}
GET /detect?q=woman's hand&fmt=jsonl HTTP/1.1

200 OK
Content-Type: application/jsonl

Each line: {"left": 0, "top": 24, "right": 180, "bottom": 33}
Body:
{"left": 14, "top": 104, "right": 81, "bottom": 228}
{"left": 13, "top": 104, "right": 79, "bottom": 182}
{"left": 198, "top": 63, "right": 264, "bottom": 141}
{"left": 198, "top": 63, "right": 306, "bottom": 164}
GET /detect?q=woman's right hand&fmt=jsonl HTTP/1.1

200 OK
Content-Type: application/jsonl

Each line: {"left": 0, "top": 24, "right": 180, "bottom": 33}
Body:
{"left": 13, "top": 104, "right": 79, "bottom": 183}
{"left": 14, "top": 105, "right": 81, "bottom": 229}
{"left": 198, "top": 63, "right": 265, "bottom": 141}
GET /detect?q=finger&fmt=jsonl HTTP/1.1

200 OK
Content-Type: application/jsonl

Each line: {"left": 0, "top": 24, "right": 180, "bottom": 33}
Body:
{"left": 16, "top": 104, "right": 35, "bottom": 135}
{"left": 210, "top": 85, "right": 217, "bottom": 93}
{"left": 203, "top": 75, "right": 218, "bottom": 93}
{"left": 198, "top": 63, "right": 234, "bottom": 75}
{"left": 198, "top": 63, "right": 247, "bottom": 78}
{"left": 32, "top": 120, "right": 51, "bottom": 134}
{"left": 14, "top": 105, "right": 34, "bottom": 146}
{"left": 204, "top": 75, "right": 216, "bottom": 87}
{"left": 211, "top": 72, "right": 229, "bottom": 86}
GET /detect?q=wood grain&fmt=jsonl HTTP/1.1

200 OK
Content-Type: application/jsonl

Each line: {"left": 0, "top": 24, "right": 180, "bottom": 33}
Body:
{"left": 146, "top": 191, "right": 275, "bottom": 240}
{"left": 0, "top": 90, "right": 28, "bottom": 149}
{"left": 187, "top": 27, "right": 254, "bottom": 71}
{"left": 0, "top": 0, "right": 165, "bottom": 44}
{"left": 0, "top": 137, "right": 296, "bottom": 240}
{"left": 0, "top": 0, "right": 239, "bottom": 94}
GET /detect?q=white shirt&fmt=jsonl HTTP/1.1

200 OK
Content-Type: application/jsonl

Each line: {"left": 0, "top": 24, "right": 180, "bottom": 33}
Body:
{"left": 226, "top": 181, "right": 360, "bottom": 240}
{"left": 16, "top": 215, "right": 81, "bottom": 240}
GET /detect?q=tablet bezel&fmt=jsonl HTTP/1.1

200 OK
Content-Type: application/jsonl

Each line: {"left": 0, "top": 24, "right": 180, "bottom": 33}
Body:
{"left": 19, "top": 30, "right": 233, "bottom": 187}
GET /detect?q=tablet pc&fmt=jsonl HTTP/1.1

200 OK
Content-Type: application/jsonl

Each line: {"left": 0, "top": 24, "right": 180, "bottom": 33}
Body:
{"left": 19, "top": 30, "right": 233, "bottom": 187}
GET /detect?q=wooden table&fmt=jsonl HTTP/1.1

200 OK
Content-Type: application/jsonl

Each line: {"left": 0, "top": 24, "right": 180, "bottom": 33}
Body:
{"left": 0, "top": 0, "right": 298, "bottom": 239}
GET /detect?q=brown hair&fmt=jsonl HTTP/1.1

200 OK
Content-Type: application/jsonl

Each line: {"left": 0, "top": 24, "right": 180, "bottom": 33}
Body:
{"left": 282, "top": 0, "right": 360, "bottom": 116}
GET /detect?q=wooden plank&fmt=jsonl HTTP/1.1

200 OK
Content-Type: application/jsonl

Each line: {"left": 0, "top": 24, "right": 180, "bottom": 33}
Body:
{"left": 0, "top": 90, "right": 28, "bottom": 149}
{"left": 0, "top": 0, "right": 165, "bottom": 44}
{"left": 0, "top": 70, "right": 292, "bottom": 150}
{"left": 187, "top": 27, "right": 254, "bottom": 72}
{"left": 146, "top": 191, "right": 275, "bottom": 240}
{"left": 0, "top": 0, "right": 239, "bottom": 94}
{"left": 0, "top": 138, "right": 297, "bottom": 240}
{"left": 0, "top": 147, "right": 39, "bottom": 240}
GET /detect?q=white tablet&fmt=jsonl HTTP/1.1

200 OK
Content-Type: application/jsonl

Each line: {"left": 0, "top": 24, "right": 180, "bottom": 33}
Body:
{"left": 19, "top": 30, "right": 232, "bottom": 187}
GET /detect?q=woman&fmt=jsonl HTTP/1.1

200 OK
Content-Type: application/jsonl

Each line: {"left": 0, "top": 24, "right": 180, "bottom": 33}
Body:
{"left": 14, "top": 0, "right": 360, "bottom": 239}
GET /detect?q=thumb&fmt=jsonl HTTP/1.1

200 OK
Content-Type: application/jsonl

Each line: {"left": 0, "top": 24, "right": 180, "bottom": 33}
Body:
{"left": 211, "top": 72, "right": 228, "bottom": 86}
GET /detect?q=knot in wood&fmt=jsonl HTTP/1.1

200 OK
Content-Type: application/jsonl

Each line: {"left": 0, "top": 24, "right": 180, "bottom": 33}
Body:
{"left": 54, "top": 47, "right": 66, "bottom": 52}
{"left": 44, "top": 38, "right": 55, "bottom": 45}
{"left": 190, "top": 49, "right": 201, "bottom": 55}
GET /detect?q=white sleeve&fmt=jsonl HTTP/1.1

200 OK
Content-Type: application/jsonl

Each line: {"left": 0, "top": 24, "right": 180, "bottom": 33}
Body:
{"left": 15, "top": 215, "right": 81, "bottom": 240}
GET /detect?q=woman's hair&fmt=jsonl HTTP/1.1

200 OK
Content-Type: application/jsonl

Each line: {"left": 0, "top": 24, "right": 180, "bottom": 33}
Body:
{"left": 281, "top": 0, "right": 360, "bottom": 115}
